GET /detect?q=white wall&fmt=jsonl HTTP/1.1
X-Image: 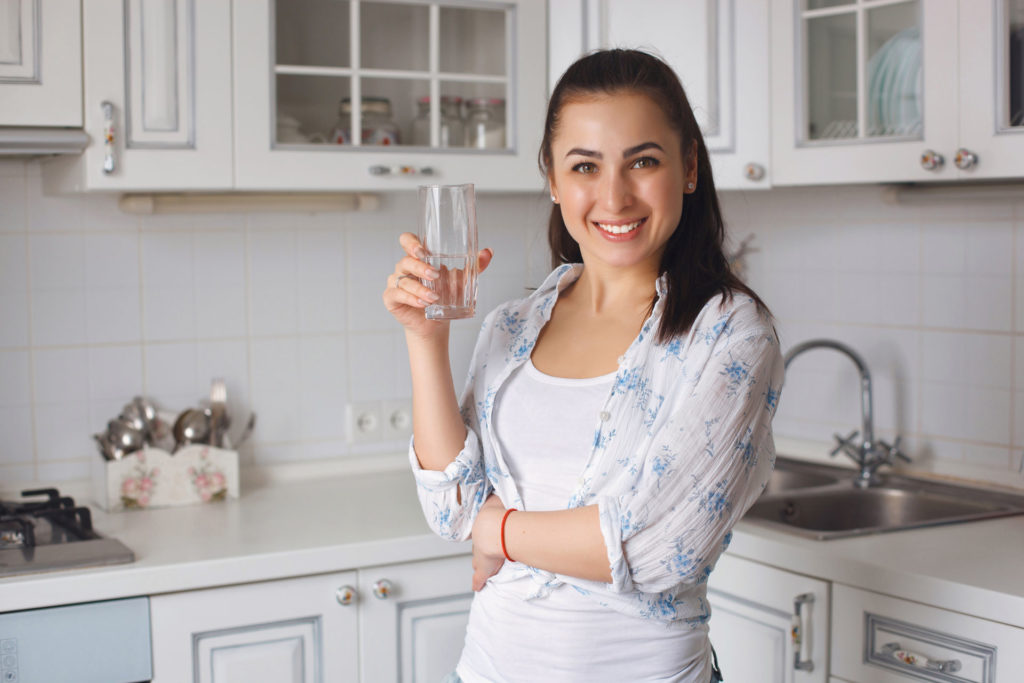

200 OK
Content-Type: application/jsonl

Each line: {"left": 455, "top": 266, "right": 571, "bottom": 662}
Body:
{"left": 0, "top": 159, "right": 551, "bottom": 490}
{"left": 2, "top": 159, "right": 1022, "bottom": 491}
{"left": 721, "top": 185, "right": 1024, "bottom": 488}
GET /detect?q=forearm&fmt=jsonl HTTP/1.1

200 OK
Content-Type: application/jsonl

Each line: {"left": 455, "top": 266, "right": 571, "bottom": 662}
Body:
{"left": 406, "top": 328, "right": 467, "bottom": 472}
{"left": 477, "top": 499, "right": 612, "bottom": 583}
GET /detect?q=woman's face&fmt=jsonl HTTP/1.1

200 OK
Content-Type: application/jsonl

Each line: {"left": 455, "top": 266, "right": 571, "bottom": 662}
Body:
{"left": 548, "top": 91, "right": 696, "bottom": 274}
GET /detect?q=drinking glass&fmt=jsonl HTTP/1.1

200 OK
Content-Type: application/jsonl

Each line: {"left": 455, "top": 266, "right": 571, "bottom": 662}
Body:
{"left": 418, "top": 184, "right": 478, "bottom": 320}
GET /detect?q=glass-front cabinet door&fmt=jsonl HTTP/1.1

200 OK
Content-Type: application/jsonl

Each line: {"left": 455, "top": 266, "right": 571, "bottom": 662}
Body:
{"left": 958, "top": 0, "right": 1024, "bottom": 179}
{"left": 771, "top": 0, "right": 959, "bottom": 184}
{"left": 233, "top": 0, "right": 547, "bottom": 191}
{"left": 547, "top": 0, "right": 772, "bottom": 190}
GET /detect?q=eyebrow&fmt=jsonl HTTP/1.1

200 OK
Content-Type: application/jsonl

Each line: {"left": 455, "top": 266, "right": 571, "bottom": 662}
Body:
{"left": 564, "top": 142, "right": 665, "bottom": 159}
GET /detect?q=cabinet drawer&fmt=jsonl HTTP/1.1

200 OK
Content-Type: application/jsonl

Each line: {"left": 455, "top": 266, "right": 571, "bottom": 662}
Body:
{"left": 831, "top": 584, "right": 1023, "bottom": 683}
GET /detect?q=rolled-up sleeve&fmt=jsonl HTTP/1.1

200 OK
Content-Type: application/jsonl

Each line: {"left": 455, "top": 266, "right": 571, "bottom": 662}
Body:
{"left": 598, "top": 326, "right": 784, "bottom": 595}
{"left": 408, "top": 311, "right": 497, "bottom": 542}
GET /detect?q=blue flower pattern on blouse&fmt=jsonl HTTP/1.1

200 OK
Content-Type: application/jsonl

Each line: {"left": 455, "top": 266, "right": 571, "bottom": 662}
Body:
{"left": 407, "top": 264, "right": 784, "bottom": 625}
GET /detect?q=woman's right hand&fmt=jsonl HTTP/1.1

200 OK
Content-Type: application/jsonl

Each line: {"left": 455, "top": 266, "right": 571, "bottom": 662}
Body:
{"left": 382, "top": 232, "right": 492, "bottom": 340}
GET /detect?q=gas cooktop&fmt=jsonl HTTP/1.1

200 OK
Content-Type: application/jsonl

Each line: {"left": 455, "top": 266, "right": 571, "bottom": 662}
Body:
{"left": 0, "top": 488, "right": 134, "bottom": 578}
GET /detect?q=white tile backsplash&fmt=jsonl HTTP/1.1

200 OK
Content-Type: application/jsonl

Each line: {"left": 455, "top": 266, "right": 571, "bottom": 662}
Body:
{"left": 1, "top": 165, "right": 1021, "bottom": 488}
{"left": 728, "top": 184, "right": 1024, "bottom": 487}
{"left": 0, "top": 405, "right": 34, "bottom": 466}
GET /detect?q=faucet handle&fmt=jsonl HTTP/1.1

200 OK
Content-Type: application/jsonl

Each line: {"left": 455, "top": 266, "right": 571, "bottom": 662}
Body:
{"left": 879, "top": 435, "right": 910, "bottom": 464}
{"left": 830, "top": 430, "right": 860, "bottom": 457}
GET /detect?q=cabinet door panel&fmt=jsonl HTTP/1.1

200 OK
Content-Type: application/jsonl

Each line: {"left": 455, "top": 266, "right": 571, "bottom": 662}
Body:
{"left": 199, "top": 619, "right": 314, "bottom": 683}
{"left": 0, "top": 0, "right": 81, "bottom": 126}
{"left": 359, "top": 555, "right": 473, "bottom": 683}
{"left": 44, "top": 0, "right": 233, "bottom": 191}
{"left": 707, "top": 553, "right": 829, "bottom": 683}
{"left": 549, "top": 0, "right": 771, "bottom": 189}
{"left": 150, "top": 571, "right": 359, "bottom": 683}
{"left": 233, "top": 0, "right": 547, "bottom": 192}
{"left": 958, "top": 0, "right": 1024, "bottom": 179}
{"left": 831, "top": 584, "right": 1024, "bottom": 683}
{"left": 771, "top": 0, "right": 959, "bottom": 184}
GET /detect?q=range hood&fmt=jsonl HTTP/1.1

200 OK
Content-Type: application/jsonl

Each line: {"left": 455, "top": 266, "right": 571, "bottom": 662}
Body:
{"left": 0, "top": 127, "right": 89, "bottom": 157}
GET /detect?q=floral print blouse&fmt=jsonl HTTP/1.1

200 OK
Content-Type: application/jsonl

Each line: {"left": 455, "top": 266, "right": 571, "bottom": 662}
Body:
{"left": 408, "top": 264, "right": 784, "bottom": 625}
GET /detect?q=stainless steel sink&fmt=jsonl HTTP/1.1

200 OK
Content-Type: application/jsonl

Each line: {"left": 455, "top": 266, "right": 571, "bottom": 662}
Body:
{"left": 747, "top": 459, "right": 1024, "bottom": 540}
{"left": 762, "top": 467, "right": 842, "bottom": 496}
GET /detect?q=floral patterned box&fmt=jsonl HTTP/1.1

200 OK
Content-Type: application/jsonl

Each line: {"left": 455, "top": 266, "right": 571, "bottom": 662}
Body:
{"left": 91, "top": 445, "right": 239, "bottom": 511}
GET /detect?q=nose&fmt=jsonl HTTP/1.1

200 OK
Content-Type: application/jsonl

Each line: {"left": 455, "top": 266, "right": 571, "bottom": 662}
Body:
{"left": 599, "top": 169, "right": 634, "bottom": 213}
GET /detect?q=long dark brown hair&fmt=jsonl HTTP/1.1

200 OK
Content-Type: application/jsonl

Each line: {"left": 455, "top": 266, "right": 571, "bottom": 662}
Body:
{"left": 540, "top": 49, "right": 767, "bottom": 342}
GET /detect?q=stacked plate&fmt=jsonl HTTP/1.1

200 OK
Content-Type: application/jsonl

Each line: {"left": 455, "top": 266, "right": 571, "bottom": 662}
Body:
{"left": 867, "top": 26, "right": 922, "bottom": 138}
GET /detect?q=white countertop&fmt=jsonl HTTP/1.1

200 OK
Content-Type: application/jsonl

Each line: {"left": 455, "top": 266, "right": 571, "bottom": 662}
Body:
{"left": 2, "top": 463, "right": 1023, "bottom": 631}
{"left": 0, "top": 467, "right": 468, "bottom": 613}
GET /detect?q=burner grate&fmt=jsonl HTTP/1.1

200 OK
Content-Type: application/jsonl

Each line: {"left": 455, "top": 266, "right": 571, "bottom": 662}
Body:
{"left": 0, "top": 487, "right": 135, "bottom": 577}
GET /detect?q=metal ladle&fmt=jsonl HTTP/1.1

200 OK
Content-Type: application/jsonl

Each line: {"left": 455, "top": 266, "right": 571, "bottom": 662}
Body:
{"left": 172, "top": 408, "right": 211, "bottom": 451}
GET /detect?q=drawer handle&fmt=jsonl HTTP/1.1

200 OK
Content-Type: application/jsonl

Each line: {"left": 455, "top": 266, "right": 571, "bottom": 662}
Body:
{"left": 791, "top": 592, "right": 814, "bottom": 672}
{"left": 881, "top": 642, "right": 962, "bottom": 674}
{"left": 368, "top": 165, "right": 436, "bottom": 176}
{"left": 101, "top": 101, "right": 117, "bottom": 175}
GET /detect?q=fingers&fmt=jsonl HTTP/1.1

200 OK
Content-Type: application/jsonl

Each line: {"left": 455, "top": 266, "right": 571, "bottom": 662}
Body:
{"left": 398, "top": 254, "right": 440, "bottom": 282}
{"left": 385, "top": 279, "right": 433, "bottom": 309}
{"left": 390, "top": 262, "right": 439, "bottom": 306}
{"left": 398, "top": 232, "right": 425, "bottom": 259}
{"left": 477, "top": 248, "right": 494, "bottom": 274}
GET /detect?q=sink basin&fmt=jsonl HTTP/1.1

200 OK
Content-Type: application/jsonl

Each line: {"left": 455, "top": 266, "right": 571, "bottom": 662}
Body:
{"left": 746, "top": 459, "right": 1024, "bottom": 540}
{"left": 763, "top": 467, "right": 842, "bottom": 495}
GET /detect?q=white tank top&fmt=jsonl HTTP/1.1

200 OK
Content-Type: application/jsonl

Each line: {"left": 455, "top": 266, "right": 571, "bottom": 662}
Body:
{"left": 456, "top": 359, "right": 710, "bottom": 683}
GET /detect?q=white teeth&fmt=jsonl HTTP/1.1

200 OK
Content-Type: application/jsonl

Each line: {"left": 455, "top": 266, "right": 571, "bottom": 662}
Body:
{"left": 595, "top": 219, "right": 643, "bottom": 234}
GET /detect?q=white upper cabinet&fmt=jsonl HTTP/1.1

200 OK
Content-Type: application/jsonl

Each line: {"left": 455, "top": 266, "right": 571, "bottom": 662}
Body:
{"left": 959, "top": 1, "right": 1024, "bottom": 180}
{"left": 548, "top": 0, "right": 773, "bottom": 190}
{"left": 772, "top": 0, "right": 1024, "bottom": 184}
{"left": 43, "top": 0, "right": 234, "bottom": 192}
{"left": 232, "top": 0, "right": 548, "bottom": 192}
{"left": 0, "top": 0, "right": 82, "bottom": 126}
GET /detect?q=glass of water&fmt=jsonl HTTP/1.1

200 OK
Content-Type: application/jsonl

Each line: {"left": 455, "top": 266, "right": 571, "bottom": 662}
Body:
{"left": 418, "top": 184, "right": 478, "bottom": 320}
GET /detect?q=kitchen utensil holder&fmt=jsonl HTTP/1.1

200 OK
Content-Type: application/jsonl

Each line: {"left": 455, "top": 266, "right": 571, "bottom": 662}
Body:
{"left": 91, "top": 445, "right": 239, "bottom": 512}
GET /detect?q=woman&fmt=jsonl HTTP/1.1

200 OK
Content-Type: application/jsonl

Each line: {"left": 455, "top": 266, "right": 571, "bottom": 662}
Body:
{"left": 383, "top": 49, "right": 783, "bottom": 683}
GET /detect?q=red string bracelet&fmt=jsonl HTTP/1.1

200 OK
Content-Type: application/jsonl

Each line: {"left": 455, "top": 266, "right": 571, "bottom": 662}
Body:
{"left": 500, "top": 508, "right": 517, "bottom": 562}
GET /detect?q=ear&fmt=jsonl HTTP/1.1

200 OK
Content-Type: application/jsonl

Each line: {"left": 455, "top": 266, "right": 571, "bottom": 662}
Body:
{"left": 684, "top": 140, "right": 698, "bottom": 194}
{"left": 547, "top": 173, "right": 559, "bottom": 204}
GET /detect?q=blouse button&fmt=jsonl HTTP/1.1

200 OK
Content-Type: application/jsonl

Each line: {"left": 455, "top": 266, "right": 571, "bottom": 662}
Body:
{"left": 599, "top": 411, "right": 611, "bottom": 422}
{"left": 617, "top": 355, "right": 626, "bottom": 365}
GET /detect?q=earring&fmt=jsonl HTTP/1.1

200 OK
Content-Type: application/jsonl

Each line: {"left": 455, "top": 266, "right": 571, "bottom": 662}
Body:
{"left": 550, "top": 195, "right": 558, "bottom": 203}
{"left": 687, "top": 182, "right": 695, "bottom": 191}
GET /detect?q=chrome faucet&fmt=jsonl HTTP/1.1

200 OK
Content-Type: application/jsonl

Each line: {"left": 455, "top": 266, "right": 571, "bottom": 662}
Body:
{"left": 783, "top": 339, "right": 909, "bottom": 488}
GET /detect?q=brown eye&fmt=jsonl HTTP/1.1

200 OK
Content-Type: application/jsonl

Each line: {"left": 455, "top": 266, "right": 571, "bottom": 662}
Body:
{"left": 632, "top": 156, "right": 660, "bottom": 169}
{"left": 572, "top": 162, "right": 598, "bottom": 174}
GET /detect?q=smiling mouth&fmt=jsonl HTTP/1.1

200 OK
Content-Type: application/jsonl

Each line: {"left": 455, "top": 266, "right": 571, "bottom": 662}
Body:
{"left": 594, "top": 217, "right": 647, "bottom": 235}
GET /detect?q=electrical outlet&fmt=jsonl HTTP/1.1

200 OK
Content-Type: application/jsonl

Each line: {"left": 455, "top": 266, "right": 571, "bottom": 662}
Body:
{"left": 382, "top": 399, "right": 413, "bottom": 443}
{"left": 346, "top": 401, "right": 384, "bottom": 444}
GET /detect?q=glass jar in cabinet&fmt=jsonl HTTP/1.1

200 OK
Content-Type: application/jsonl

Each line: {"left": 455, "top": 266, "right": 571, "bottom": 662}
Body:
{"left": 412, "top": 96, "right": 465, "bottom": 148}
{"left": 233, "top": 0, "right": 548, "bottom": 191}
{"left": 465, "top": 97, "right": 506, "bottom": 149}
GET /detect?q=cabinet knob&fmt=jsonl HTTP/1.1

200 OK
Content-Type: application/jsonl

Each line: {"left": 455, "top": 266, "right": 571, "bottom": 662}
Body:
{"left": 954, "top": 148, "right": 978, "bottom": 170}
{"left": 372, "top": 579, "right": 394, "bottom": 600}
{"left": 744, "top": 163, "right": 766, "bottom": 181}
{"left": 919, "top": 150, "right": 944, "bottom": 171}
{"left": 335, "top": 585, "right": 357, "bottom": 606}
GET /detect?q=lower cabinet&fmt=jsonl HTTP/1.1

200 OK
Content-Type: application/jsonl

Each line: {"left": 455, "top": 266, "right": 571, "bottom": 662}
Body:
{"left": 149, "top": 555, "right": 472, "bottom": 683}
{"left": 707, "top": 553, "right": 830, "bottom": 683}
{"left": 831, "top": 584, "right": 1024, "bottom": 683}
